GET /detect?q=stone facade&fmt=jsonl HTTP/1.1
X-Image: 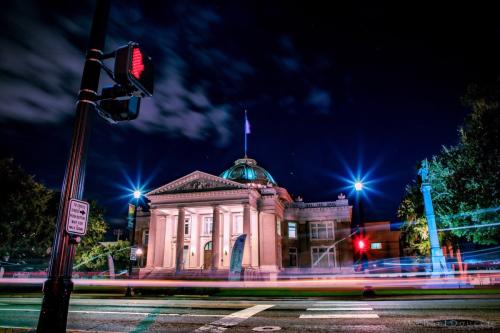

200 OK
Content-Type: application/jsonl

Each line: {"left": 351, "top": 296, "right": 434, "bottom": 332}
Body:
{"left": 137, "top": 161, "right": 354, "bottom": 279}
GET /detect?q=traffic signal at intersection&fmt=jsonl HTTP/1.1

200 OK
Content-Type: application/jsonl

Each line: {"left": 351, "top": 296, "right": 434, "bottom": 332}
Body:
{"left": 114, "top": 42, "right": 154, "bottom": 97}
{"left": 96, "top": 42, "right": 154, "bottom": 123}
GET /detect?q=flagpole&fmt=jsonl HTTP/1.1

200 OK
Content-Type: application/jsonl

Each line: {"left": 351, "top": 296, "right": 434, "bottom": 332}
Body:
{"left": 244, "top": 110, "right": 248, "bottom": 157}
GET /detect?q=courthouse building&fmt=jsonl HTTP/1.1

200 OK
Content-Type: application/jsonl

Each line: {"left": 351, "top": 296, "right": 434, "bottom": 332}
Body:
{"left": 136, "top": 157, "right": 354, "bottom": 279}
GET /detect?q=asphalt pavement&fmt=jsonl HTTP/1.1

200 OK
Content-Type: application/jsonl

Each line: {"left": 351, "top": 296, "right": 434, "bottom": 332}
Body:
{"left": 0, "top": 296, "right": 499, "bottom": 332}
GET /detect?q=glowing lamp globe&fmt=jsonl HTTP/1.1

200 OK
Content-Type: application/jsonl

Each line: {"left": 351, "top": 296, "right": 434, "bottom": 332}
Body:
{"left": 133, "top": 190, "right": 142, "bottom": 199}
{"left": 354, "top": 181, "right": 363, "bottom": 191}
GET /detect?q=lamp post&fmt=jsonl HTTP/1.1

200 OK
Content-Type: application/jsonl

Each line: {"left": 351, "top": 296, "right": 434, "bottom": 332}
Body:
{"left": 125, "top": 189, "right": 141, "bottom": 297}
{"left": 353, "top": 180, "right": 367, "bottom": 271}
{"left": 36, "top": 1, "right": 110, "bottom": 331}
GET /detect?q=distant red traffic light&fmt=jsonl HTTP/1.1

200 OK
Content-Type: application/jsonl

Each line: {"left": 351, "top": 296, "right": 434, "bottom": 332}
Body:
{"left": 354, "top": 237, "right": 367, "bottom": 252}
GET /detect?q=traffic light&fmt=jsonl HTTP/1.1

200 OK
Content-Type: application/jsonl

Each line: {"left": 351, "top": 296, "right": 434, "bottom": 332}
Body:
{"left": 98, "top": 96, "right": 140, "bottom": 122}
{"left": 354, "top": 237, "right": 367, "bottom": 252}
{"left": 114, "top": 42, "right": 154, "bottom": 97}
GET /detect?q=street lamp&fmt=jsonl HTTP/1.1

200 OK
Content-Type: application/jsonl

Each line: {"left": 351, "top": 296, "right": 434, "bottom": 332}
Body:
{"left": 352, "top": 179, "right": 367, "bottom": 271}
{"left": 135, "top": 248, "right": 144, "bottom": 268}
{"left": 125, "top": 188, "right": 142, "bottom": 297}
{"left": 354, "top": 181, "right": 363, "bottom": 192}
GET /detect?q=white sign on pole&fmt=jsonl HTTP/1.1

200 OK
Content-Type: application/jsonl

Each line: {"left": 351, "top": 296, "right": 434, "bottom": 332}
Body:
{"left": 66, "top": 199, "right": 89, "bottom": 236}
{"left": 130, "top": 246, "right": 137, "bottom": 261}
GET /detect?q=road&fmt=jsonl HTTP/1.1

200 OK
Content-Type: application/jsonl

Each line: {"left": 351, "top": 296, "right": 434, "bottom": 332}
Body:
{"left": 0, "top": 296, "right": 499, "bottom": 332}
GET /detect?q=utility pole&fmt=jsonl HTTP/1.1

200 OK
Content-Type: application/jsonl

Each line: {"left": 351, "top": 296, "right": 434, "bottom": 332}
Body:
{"left": 37, "top": 1, "right": 110, "bottom": 331}
{"left": 419, "top": 159, "right": 447, "bottom": 274}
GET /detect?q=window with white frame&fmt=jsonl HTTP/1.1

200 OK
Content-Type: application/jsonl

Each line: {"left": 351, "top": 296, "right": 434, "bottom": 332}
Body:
{"left": 310, "top": 221, "right": 334, "bottom": 240}
{"left": 371, "top": 242, "right": 382, "bottom": 250}
{"left": 184, "top": 217, "right": 191, "bottom": 235}
{"left": 311, "top": 247, "right": 335, "bottom": 268}
{"left": 142, "top": 230, "right": 149, "bottom": 246}
{"left": 233, "top": 214, "right": 243, "bottom": 234}
{"left": 203, "top": 216, "right": 213, "bottom": 235}
{"left": 288, "top": 222, "right": 297, "bottom": 239}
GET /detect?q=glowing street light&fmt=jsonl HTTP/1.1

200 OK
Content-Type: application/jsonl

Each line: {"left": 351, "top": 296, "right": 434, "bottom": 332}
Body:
{"left": 354, "top": 181, "right": 363, "bottom": 191}
{"left": 133, "top": 190, "right": 142, "bottom": 199}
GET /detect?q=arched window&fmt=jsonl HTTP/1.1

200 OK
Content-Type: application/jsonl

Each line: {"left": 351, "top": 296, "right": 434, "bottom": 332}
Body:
{"left": 204, "top": 241, "right": 213, "bottom": 251}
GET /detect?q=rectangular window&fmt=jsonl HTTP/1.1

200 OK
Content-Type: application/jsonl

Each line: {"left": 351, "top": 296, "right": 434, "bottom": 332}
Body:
{"left": 371, "top": 242, "right": 382, "bottom": 250}
{"left": 203, "top": 216, "right": 213, "bottom": 235}
{"left": 311, "top": 247, "right": 335, "bottom": 268}
{"left": 184, "top": 217, "right": 191, "bottom": 235}
{"left": 289, "top": 247, "right": 298, "bottom": 267}
{"left": 288, "top": 222, "right": 297, "bottom": 239}
{"left": 143, "top": 230, "right": 149, "bottom": 246}
{"left": 233, "top": 215, "right": 243, "bottom": 234}
{"left": 310, "top": 221, "right": 334, "bottom": 240}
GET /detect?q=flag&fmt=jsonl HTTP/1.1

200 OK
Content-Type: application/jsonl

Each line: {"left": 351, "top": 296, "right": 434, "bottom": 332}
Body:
{"left": 245, "top": 113, "right": 251, "bottom": 134}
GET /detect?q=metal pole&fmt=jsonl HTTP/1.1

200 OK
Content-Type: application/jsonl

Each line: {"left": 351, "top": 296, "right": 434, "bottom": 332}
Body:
{"left": 125, "top": 198, "right": 138, "bottom": 297}
{"left": 37, "top": 1, "right": 110, "bottom": 331}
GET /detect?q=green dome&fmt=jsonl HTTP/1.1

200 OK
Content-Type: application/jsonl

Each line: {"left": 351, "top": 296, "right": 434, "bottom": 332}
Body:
{"left": 220, "top": 157, "right": 277, "bottom": 186}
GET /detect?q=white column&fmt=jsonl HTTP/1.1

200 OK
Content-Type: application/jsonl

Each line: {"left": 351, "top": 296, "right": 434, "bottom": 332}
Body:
{"left": 222, "top": 211, "right": 230, "bottom": 267}
{"left": 211, "top": 206, "right": 221, "bottom": 269}
{"left": 146, "top": 209, "right": 157, "bottom": 268}
{"left": 163, "top": 215, "right": 173, "bottom": 268}
{"left": 243, "top": 203, "right": 251, "bottom": 266}
{"left": 175, "top": 207, "right": 185, "bottom": 274}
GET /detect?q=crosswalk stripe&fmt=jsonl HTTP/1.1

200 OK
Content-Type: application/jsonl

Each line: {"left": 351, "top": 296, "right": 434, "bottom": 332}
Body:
{"left": 300, "top": 314, "right": 379, "bottom": 319}
{"left": 193, "top": 304, "right": 274, "bottom": 333}
{"left": 307, "top": 307, "right": 373, "bottom": 311}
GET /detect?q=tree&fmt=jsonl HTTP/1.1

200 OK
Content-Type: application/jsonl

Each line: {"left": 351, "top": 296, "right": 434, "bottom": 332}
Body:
{"left": 398, "top": 182, "right": 430, "bottom": 256}
{"left": 398, "top": 80, "right": 500, "bottom": 248}
{"left": 0, "top": 159, "right": 56, "bottom": 259}
{"left": 0, "top": 159, "right": 110, "bottom": 263}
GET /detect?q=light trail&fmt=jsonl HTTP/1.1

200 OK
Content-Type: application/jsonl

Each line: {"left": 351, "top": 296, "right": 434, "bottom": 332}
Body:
{"left": 438, "top": 221, "right": 500, "bottom": 231}
{"left": 1, "top": 272, "right": 498, "bottom": 290}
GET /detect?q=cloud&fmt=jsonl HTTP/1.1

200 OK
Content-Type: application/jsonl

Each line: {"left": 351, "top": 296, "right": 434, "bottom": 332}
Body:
{"left": 0, "top": 4, "right": 83, "bottom": 123}
{"left": 0, "top": 2, "right": 254, "bottom": 147}
{"left": 306, "top": 88, "right": 332, "bottom": 114}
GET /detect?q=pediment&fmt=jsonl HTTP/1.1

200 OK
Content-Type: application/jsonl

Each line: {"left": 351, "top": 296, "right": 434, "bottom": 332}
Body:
{"left": 146, "top": 171, "right": 248, "bottom": 196}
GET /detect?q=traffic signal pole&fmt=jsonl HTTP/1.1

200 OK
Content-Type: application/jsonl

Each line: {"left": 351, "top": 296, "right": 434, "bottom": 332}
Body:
{"left": 37, "top": 1, "right": 110, "bottom": 331}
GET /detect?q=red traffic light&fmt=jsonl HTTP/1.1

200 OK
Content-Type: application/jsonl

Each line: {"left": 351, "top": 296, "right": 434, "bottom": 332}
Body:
{"left": 130, "top": 47, "right": 145, "bottom": 80}
{"left": 114, "top": 42, "right": 154, "bottom": 97}
{"left": 354, "top": 237, "right": 367, "bottom": 252}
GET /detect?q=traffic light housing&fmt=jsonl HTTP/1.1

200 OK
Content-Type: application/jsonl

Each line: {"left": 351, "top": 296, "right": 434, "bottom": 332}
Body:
{"left": 98, "top": 96, "right": 141, "bottom": 122}
{"left": 114, "top": 42, "right": 154, "bottom": 97}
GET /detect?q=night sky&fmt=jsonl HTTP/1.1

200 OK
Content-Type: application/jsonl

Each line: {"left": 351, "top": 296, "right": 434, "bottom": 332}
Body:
{"left": 1, "top": 1, "right": 499, "bottom": 229}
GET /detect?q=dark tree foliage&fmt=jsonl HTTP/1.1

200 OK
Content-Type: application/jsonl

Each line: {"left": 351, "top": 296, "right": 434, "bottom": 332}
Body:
{"left": 0, "top": 159, "right": 108, "bottom": 263}
{"left": 399, "top": 80, "right": 500, "bottom": 249}
{"left": 0, "top": 158, "right": 56, "bottom": 259}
